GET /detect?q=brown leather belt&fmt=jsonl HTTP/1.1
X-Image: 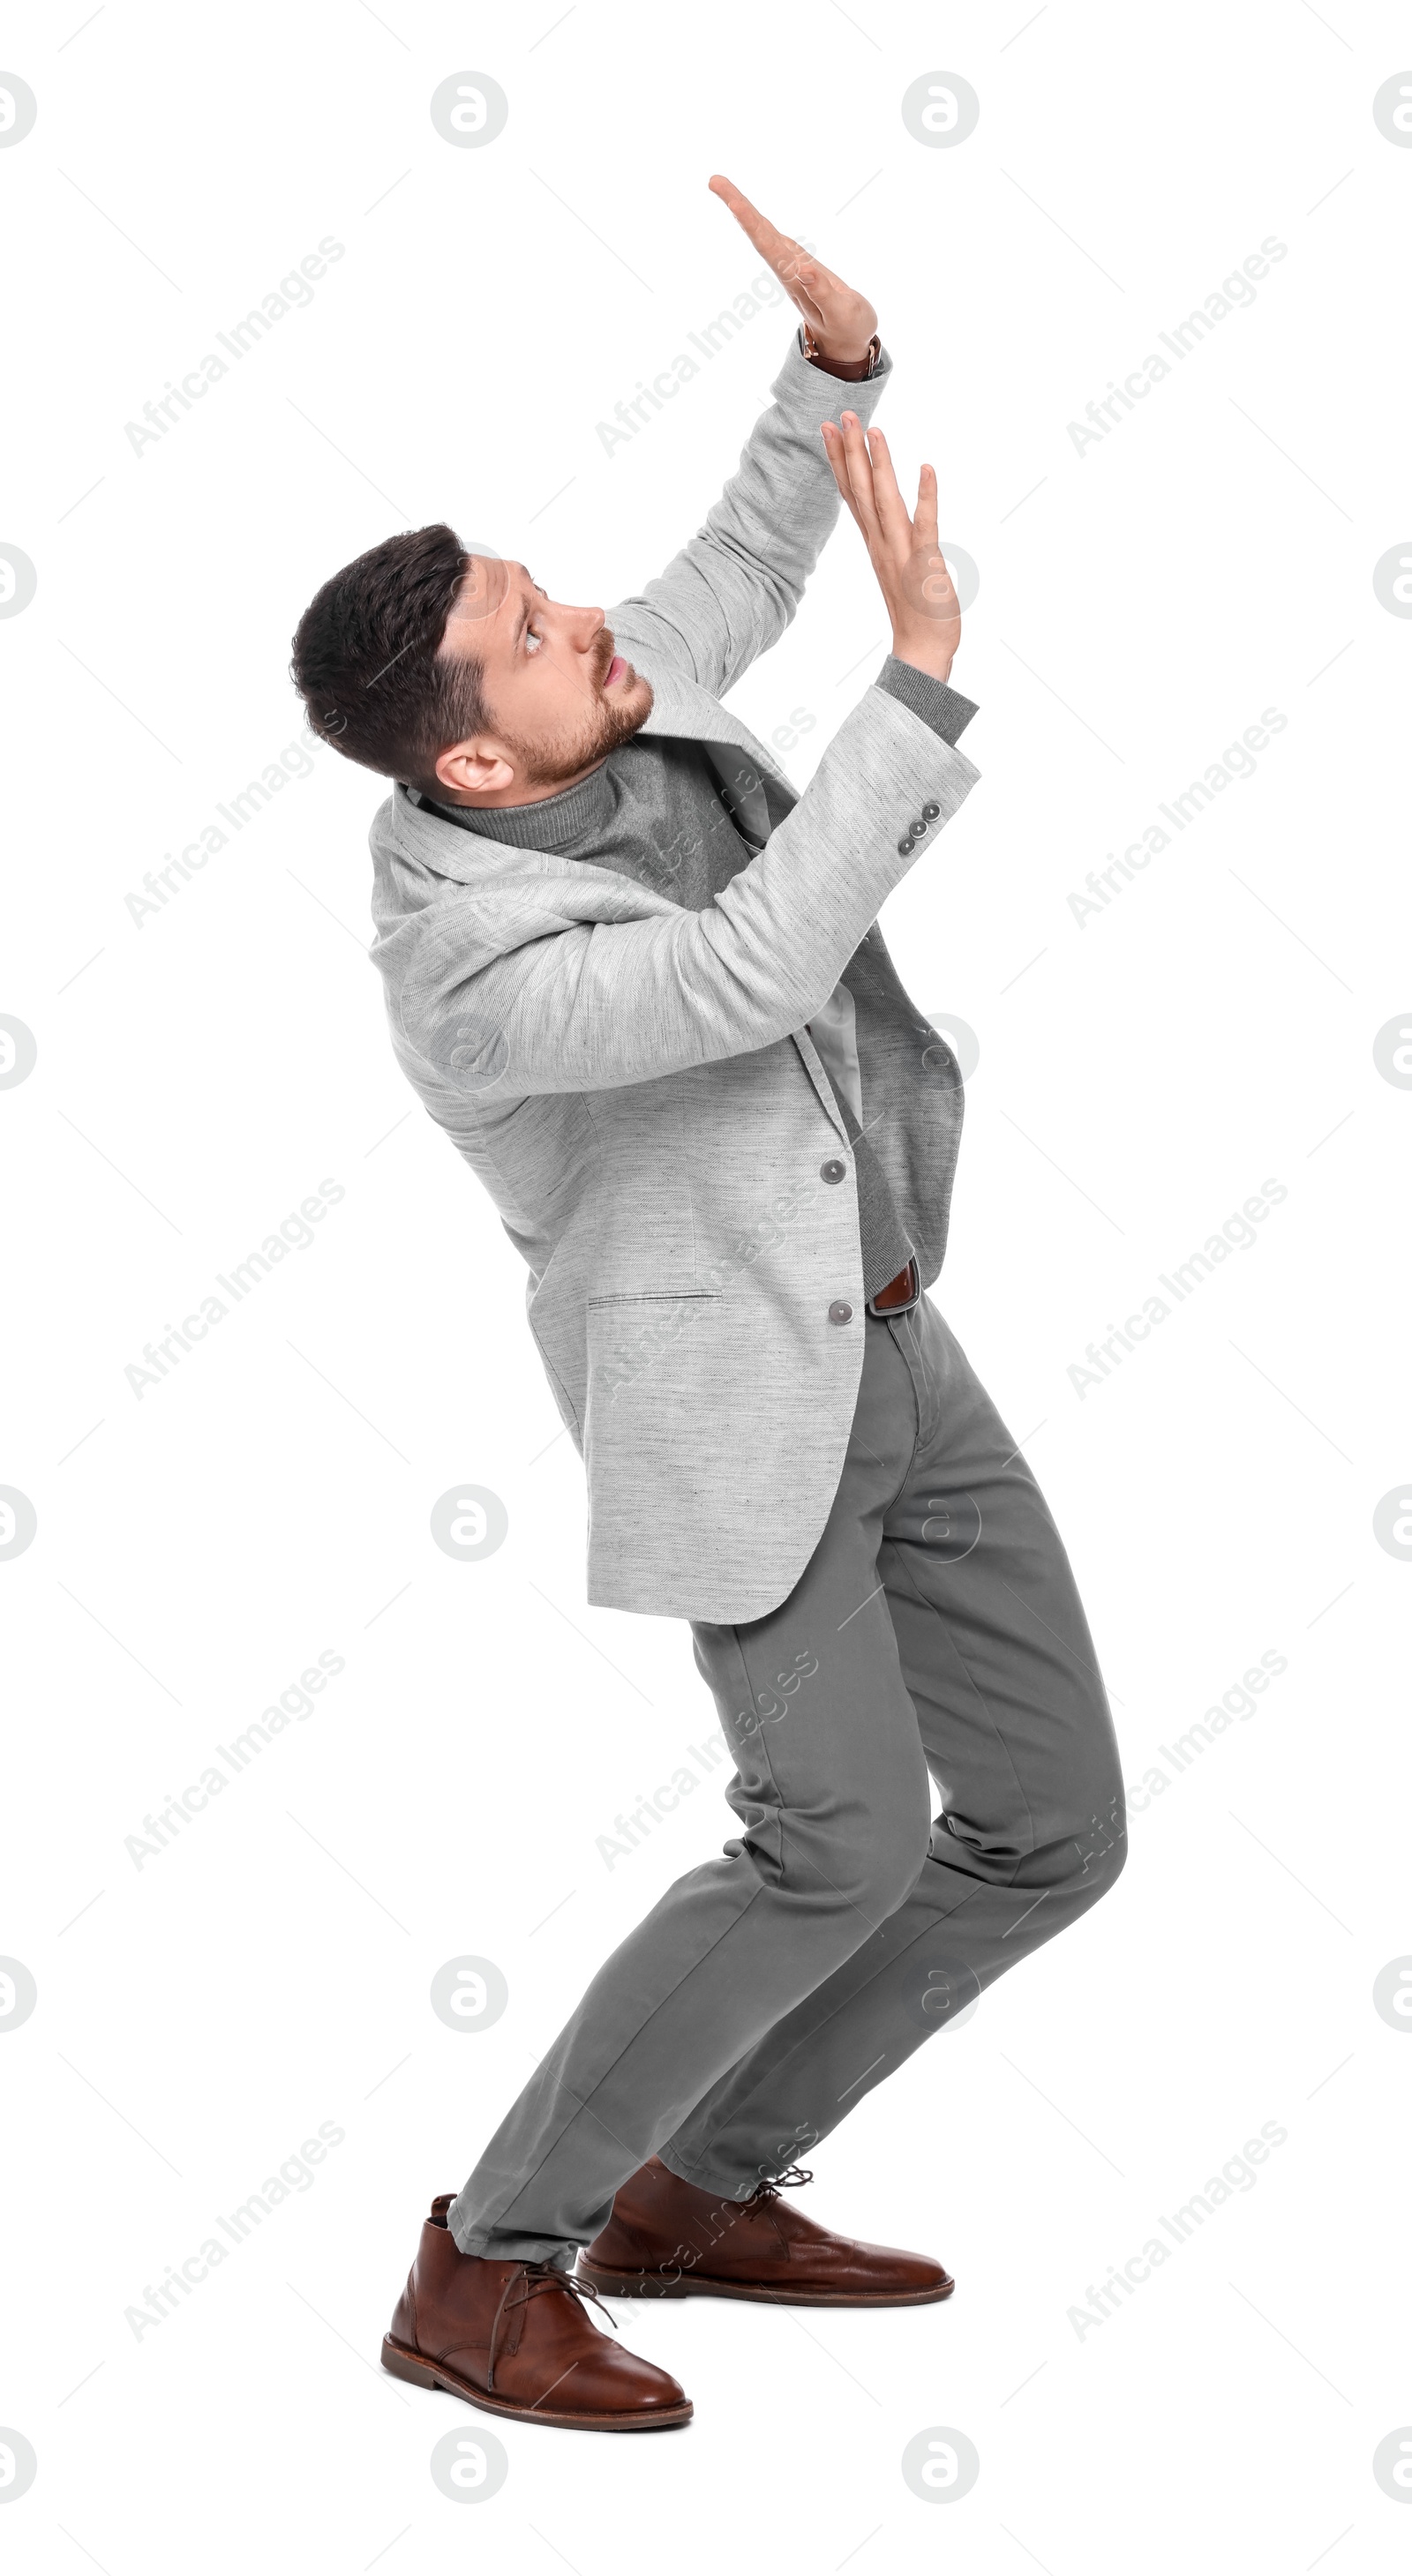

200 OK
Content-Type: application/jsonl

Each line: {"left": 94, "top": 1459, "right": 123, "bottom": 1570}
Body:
{"left": 867, "top": 1257, "right": 920, "bottom": 1318}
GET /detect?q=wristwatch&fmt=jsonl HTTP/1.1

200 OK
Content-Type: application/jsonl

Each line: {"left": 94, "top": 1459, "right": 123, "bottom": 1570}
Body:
{"left": 800, "top": 324, "right": 882, "bottom": 382}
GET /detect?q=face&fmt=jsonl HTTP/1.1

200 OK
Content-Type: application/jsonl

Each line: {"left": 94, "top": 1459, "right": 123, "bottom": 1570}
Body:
{"left": 432, "top": 557, "right": 654, "bottom": 804}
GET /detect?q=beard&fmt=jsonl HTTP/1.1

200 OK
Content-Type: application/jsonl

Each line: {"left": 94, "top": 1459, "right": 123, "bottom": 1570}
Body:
{"left": 500, "top": 630, "right": 654, "bottom": 790}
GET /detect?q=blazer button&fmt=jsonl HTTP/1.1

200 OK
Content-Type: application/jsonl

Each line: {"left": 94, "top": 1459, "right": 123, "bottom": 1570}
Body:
{"left": 898, "top": 835, "right": 913, "bottom": 856}
{"left": 922, "top": 801, "right": 940, "bottom": 820}
{"left": 821, "top": 1158, "right": 846, "bottom": 1184}
{"left": 912, "top": 816, "right": 928, "bottom": 835}
{"left": 829, "top": 1299, "right": 853, "bottom": 1325}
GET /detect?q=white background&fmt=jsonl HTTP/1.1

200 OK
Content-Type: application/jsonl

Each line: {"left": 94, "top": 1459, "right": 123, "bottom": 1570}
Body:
{"left": 3, "top": 1, "right": 1409, "bottom": 2567}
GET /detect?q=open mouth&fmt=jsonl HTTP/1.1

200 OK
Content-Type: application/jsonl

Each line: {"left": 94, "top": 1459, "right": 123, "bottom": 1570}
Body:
{"left": 604, "top": 653, "right": 627, "bottom": 688}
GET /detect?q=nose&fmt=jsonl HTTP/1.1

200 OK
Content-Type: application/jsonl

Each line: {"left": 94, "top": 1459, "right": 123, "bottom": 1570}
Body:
{"left": 558, "top": 601, "right": 605, "bottom": 650}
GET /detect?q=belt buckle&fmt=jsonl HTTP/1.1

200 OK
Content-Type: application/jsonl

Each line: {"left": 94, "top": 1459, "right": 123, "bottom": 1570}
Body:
{"left": 867, "top": 1257, "right": 920, "bottom": 1319}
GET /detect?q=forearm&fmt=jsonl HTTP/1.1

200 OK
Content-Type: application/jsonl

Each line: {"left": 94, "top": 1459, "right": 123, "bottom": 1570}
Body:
{"left": 609, "top": 329, "right": 893, "bottom": 698}
{"left": 401, "top": 689, "right": 979, "bottom": 1099}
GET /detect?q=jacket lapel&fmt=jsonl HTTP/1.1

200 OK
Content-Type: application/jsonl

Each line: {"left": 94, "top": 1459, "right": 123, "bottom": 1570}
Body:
{"left": 635, "top": 663, "right": 783, "bottom": 849}
{"left": 790, "top": 1023, "right": 849, "bottom": 1139}
{"left": 635, "top": 663, "right": 852, "bottom": 1134}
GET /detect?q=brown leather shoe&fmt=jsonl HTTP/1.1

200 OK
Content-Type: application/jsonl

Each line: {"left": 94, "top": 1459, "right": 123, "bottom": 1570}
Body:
{"left": 381, "top": 2194, "right": 692, "bottom": 2430}
{"left": 578, "top": 2159, "right": 953, "bottom": 2307}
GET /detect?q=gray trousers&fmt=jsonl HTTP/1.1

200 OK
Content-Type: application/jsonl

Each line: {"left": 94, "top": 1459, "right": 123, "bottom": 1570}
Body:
{"left": 449, "top": 1298, "right": 1127, "bottom": 2264}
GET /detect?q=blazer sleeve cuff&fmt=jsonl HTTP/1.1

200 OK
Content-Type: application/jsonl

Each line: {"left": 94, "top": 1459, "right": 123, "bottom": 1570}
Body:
{"left": 771, "top": 324, "right": 894, "bottom": 419}
{"left": 875, "top": 654, "right": 979, "bottom": 746}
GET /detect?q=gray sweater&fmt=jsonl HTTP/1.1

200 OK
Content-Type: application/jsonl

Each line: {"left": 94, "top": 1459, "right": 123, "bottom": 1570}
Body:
{"left": 420, "top": 655, "right": 977, "bottom": 1295}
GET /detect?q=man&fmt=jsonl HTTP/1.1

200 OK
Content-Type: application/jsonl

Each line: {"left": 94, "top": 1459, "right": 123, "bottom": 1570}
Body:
{"left": 292, "top": 176, "right": 1126, "bottom": 2436}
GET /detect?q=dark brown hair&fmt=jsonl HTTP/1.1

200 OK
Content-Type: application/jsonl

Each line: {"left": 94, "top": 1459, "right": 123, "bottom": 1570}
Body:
{"left": 290, "top": 523, "right": 487, "bottom": 790}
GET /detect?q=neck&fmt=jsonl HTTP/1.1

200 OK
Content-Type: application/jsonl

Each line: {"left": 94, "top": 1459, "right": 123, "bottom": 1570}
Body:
{"left": 434, "top": 753, "right": 611, "bottom": 812}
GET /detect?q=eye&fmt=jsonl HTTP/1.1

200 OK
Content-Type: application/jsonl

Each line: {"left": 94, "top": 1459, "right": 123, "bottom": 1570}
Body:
{"left": 524, "top": 623, "right": 544, "bottom": 655}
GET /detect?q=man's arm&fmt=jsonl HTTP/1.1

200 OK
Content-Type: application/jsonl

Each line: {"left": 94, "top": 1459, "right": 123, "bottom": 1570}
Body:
{"left": 392, "top": 367, "right": 978, "bottom": 1097}
{"left": 394, "top": 693, "right": 978, "bottom": 1099}
{"left": 607, "top": 179, "right": 892, "bottom": 700}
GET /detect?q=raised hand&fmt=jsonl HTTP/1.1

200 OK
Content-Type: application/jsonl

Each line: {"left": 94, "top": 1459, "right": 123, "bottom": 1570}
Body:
{"left": 820, "top": 415, "right": 961, "bottom": 685}
{"left": 708, "top": 174, "right": 877, "bottom": 371}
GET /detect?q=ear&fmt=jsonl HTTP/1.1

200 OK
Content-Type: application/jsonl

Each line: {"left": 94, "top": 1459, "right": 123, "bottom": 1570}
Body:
{"left": 433, "top": 738, "right": 516, "bottom": 798}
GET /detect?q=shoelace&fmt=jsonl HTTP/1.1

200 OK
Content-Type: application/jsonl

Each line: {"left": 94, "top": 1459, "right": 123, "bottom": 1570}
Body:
{"left": 486, "top": 2260, "right": 618, "bottom": 2392}
{"left": 742, "top": 2161, "right": 815, "bottom": 2209}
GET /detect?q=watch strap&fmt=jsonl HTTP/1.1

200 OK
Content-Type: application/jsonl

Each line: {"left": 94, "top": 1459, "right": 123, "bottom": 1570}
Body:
{"left": 800, "top": 325, "right": 882, "bottom": 382}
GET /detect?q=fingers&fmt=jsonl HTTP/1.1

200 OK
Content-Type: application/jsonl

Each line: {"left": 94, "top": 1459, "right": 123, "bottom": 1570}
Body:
{"left": 913, "top": 461, "right": 939, "bottom": 549}
{"left": 708, "top": 175, "right": 792, "bottom": 270}
{"left": 836, "top": 411, "right": 885, "bottom": 545}
{"left": 860, "top": 428, "right": 914, "bottom": 553}
{"left": 822, "top": 419, "right": 948, "bottom": 637}
{"left": 708, "top": 178, "right": 861, "bottom": 356}
{"left": 709, "top": 173, "right": 830, "bottom": 320}
{"left": 819, "top": 420, "right": 867, "bottom": 532}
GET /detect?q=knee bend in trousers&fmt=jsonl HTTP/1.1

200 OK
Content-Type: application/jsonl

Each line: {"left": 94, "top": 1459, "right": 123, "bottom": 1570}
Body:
{"left": 1060, "top": 1781, "right": 1128, "bottom": 1912}
{"left": 803, "top": 1801, "right": 933, "bottom": 1926}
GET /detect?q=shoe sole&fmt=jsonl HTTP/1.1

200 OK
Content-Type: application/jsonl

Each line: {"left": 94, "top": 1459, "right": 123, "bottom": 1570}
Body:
{"left": 575, "top": 2261, "right": 955, "bottom": 2308}
{"left": 379, "top": 2334, "right": 692, "bottom": 2430}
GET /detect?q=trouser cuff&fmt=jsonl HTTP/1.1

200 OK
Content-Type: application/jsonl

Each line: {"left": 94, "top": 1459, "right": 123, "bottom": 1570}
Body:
{"left": 653, "top": 2143, "right": 760, "bottom": 2201}
{"left": 447, "top": 2198, "right": 578, "bottom": 2269}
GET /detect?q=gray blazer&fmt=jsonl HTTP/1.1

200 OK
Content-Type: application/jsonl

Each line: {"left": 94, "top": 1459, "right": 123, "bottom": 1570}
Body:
{"left": 369, "top": 333, "right": 981, "bottom": 1621}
